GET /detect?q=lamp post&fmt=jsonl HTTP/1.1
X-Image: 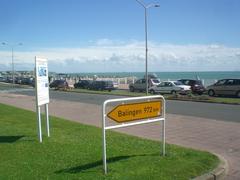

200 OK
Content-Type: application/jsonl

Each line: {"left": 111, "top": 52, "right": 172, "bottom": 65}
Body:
{"left": 1, "top": 42, "right": 23, "bottom": 87}
{"left": 136, "top": 0, "right": 159, "bottom": 95}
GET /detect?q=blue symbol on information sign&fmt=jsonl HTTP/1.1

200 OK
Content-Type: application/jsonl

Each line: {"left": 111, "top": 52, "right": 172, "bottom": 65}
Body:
{"left": 38, "top": 67, "right": 47, "bottom": 77}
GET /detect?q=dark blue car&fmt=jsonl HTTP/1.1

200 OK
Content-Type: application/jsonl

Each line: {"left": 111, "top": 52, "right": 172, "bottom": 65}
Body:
{"left": 88, "top": 80, "right": 115, "bottom": 91}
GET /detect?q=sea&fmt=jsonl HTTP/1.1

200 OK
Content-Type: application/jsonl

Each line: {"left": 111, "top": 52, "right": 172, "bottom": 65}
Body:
{"left": 68, "top": 71, "right": 240, "bottom": 86}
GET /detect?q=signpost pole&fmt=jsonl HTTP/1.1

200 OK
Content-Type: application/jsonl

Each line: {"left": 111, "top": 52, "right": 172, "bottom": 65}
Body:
{"left": 162, "top": 119, "right": 165, "bottom": 155}
{"left": 45, "top": 104, "right": 50, "bottom": 137}
{"left": 37, "top": 106, "right": 42, "bottom": 143}
{"left": 162, "top": 98, "right": 165, "bottom": 155}
{"left": 102, "top": 104, "right": 107, "bottom": 174}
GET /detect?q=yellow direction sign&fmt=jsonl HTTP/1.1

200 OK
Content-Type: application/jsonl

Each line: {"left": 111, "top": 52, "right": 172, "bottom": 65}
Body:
{"left": 107, "top": 101, "right": 162, "bottom": 123}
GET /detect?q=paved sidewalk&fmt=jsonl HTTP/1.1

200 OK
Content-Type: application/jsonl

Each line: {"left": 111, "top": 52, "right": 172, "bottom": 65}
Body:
{"left": 1, "top": 93, "right": 240, "bottom": 179}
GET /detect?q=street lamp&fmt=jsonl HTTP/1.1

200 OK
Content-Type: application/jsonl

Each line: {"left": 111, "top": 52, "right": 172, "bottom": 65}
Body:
{"left": 136, "top": 0, "right": 159, "bottom": 95}
{"left": 1, "top": 42, "right": 23, "bottom": 87}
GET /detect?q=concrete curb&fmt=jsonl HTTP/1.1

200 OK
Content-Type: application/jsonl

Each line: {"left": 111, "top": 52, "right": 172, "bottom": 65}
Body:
{"left": 194, "top": 153, "right": 228, "bottom": 180}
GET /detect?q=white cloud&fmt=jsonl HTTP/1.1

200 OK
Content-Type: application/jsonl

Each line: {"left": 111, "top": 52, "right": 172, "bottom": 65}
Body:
{"left": 0, "top": 40, "right": 240, "bottom": 72}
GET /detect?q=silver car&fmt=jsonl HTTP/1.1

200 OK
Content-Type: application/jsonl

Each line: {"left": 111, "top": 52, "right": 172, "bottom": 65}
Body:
{"left": 207, "top": 79, "right": 240, "bottom": 98}
{"left": 149, "top": 81, "right": 191, "bottom": 95}
{"left": 129, "top": 78, "right": 160, "bottom": 92}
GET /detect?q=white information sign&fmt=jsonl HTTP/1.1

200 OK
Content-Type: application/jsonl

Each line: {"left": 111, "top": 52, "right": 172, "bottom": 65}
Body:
{"left": 35, "top": 57, "right": 49, "bottom": 106}
{"left": 35, "top": 57, "right": 50, "bottom": 143}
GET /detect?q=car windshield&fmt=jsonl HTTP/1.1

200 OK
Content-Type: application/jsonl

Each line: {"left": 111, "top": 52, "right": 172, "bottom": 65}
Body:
{"left": 152, "top": 79, "right": 160, "bottom": 83}
{"left": 215, "top": 80, "right": 227, "bottom": 85}
{"left": 173, "top": 81, "right": 183, "bottom": 86}
{"left": 195, "top": 80, "right": 203, "bottom": 85}
{"left": 105, "top": 81, "right": 113, "bottom": 85}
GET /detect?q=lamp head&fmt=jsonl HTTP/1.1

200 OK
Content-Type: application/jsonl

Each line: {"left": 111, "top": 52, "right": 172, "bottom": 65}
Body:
{"left": 146, "top": 3, "right": 160, "bottom": 9}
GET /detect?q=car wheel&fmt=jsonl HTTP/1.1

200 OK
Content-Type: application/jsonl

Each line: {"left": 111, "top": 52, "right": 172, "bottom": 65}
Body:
{"left": 171, "top": 90, "right": 177, "bottom": 95}
{"left": 236, "top": 91, "right": 240, "bottom": 98}
{"left": 130, "top": 86, "right": 134, "bottom": 92}
{"left": 208, "top": 89, "right": 215, "bottom": 97}
{"left": 150, "top": 89, "right": 155, "bottom": 94}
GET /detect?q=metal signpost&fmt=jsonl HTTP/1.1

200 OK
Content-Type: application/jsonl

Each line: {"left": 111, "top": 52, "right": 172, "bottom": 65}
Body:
{"left": 102, "top": 95, "right": 166, "bottom": 174}
{"left": 35, "top": 57, "right": 50, "bottom": 143}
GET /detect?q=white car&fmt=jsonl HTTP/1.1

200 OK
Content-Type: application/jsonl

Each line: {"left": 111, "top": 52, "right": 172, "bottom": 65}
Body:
{"left": 113, "top": 82, "right": 119, "bottom": 89}
{"left": 149, "top": 81, "right": 191, "bottom": 95}
{"left": 129, "top": 78, "right": 160, "bottom": 92}
{"left": 149, "top": 78, "right": 161, "bottom": 87}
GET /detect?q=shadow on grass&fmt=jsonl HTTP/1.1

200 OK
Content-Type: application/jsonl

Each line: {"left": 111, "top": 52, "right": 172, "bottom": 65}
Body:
{"left": 0, "top": 135, "right": 25, "bottom": 143}
{"left": 56, "top": 153, "right": 158, "bottom": 174}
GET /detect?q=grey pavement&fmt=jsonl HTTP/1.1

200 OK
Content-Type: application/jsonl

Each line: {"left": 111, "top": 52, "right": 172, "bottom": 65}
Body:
{"left": 0, "top": 93, "right": 240, "bottom": 179}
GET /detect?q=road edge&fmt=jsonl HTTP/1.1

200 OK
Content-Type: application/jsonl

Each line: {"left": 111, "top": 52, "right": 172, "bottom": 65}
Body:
{"left": 194, "top": 153, "right": 228, "bottom": 180}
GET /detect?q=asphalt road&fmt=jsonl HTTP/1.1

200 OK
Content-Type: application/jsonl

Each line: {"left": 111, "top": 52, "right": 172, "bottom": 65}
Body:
{"left": 10, "top": 89, "right": 240, "bottom": 123}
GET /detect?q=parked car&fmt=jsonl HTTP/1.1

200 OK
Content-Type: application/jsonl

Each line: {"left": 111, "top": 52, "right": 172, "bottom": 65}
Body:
{"left": 149, "top": 78, "right": 161, "bottom": 87}
{"left": 207, "top": 79, "right": 240, "bottom": 98}
{"left": 178, "top": 79, "right": 205, "bottom": 95}
{"left": 149, "top": 81, "right": 191, "bottom": 95}
{"left": 20, "top": 77, "right": 34, "bottom": 85}
{"left": 144, "top": 73, "right": 159, "bottom": 79}
{"left": 113, "top": 82, "right": 119, "bottom": 89}
{"left": 15, "top": 77, "right": 22, "bottom": 84}
{"left": 49, "top": 80, "right": 69, "bottom": 89}
{"left": 74, "top": 80, "right": 92, "bottom": 89}
{"left": 6, "top": 77, "right": 14, "bottom": 83}
{"left": 129, "top": 78, "right": 160, "bottom": 92}
{"left": 0, "top": 77, "right": 7, "bottom": 82}
{"left": 88, "top": 80, "right": 115, "bottom": 91}
{"left": 31, "top": 79, "right": 35, "bottom": 87}
{"left": 129, "top": 79, "right": 145, "bottom": 92}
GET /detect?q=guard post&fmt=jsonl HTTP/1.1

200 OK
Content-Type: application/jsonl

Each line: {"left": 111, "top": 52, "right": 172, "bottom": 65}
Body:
{"left": 102, "top": 95, "right": 165, "bottom": 174}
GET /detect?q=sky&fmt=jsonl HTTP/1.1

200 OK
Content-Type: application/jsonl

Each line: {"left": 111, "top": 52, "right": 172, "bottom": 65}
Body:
{"left": 0, "top": 0, "right": 240, "bottom": 73}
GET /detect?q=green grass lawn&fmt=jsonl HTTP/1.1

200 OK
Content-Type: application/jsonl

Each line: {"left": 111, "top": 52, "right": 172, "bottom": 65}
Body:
{"left": 71, "top": 88, "right": 144, "bottom": 97}
{"left": 0, "top": 83, "right": 14, "bottom": 90}
{"left": 0, "top": 82, "right": 30, "bottom": 90}
{"left": 167, "top": 94, "right": 240, "bottom": 105}
{"left": 0, "top": 103, "right": 219, "bottom": 179}
{"left": 70, "top": 88, "right": 240, "bottom": 105}
{"left": 207, "top": 96, "right": 240, "bottom": 104}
